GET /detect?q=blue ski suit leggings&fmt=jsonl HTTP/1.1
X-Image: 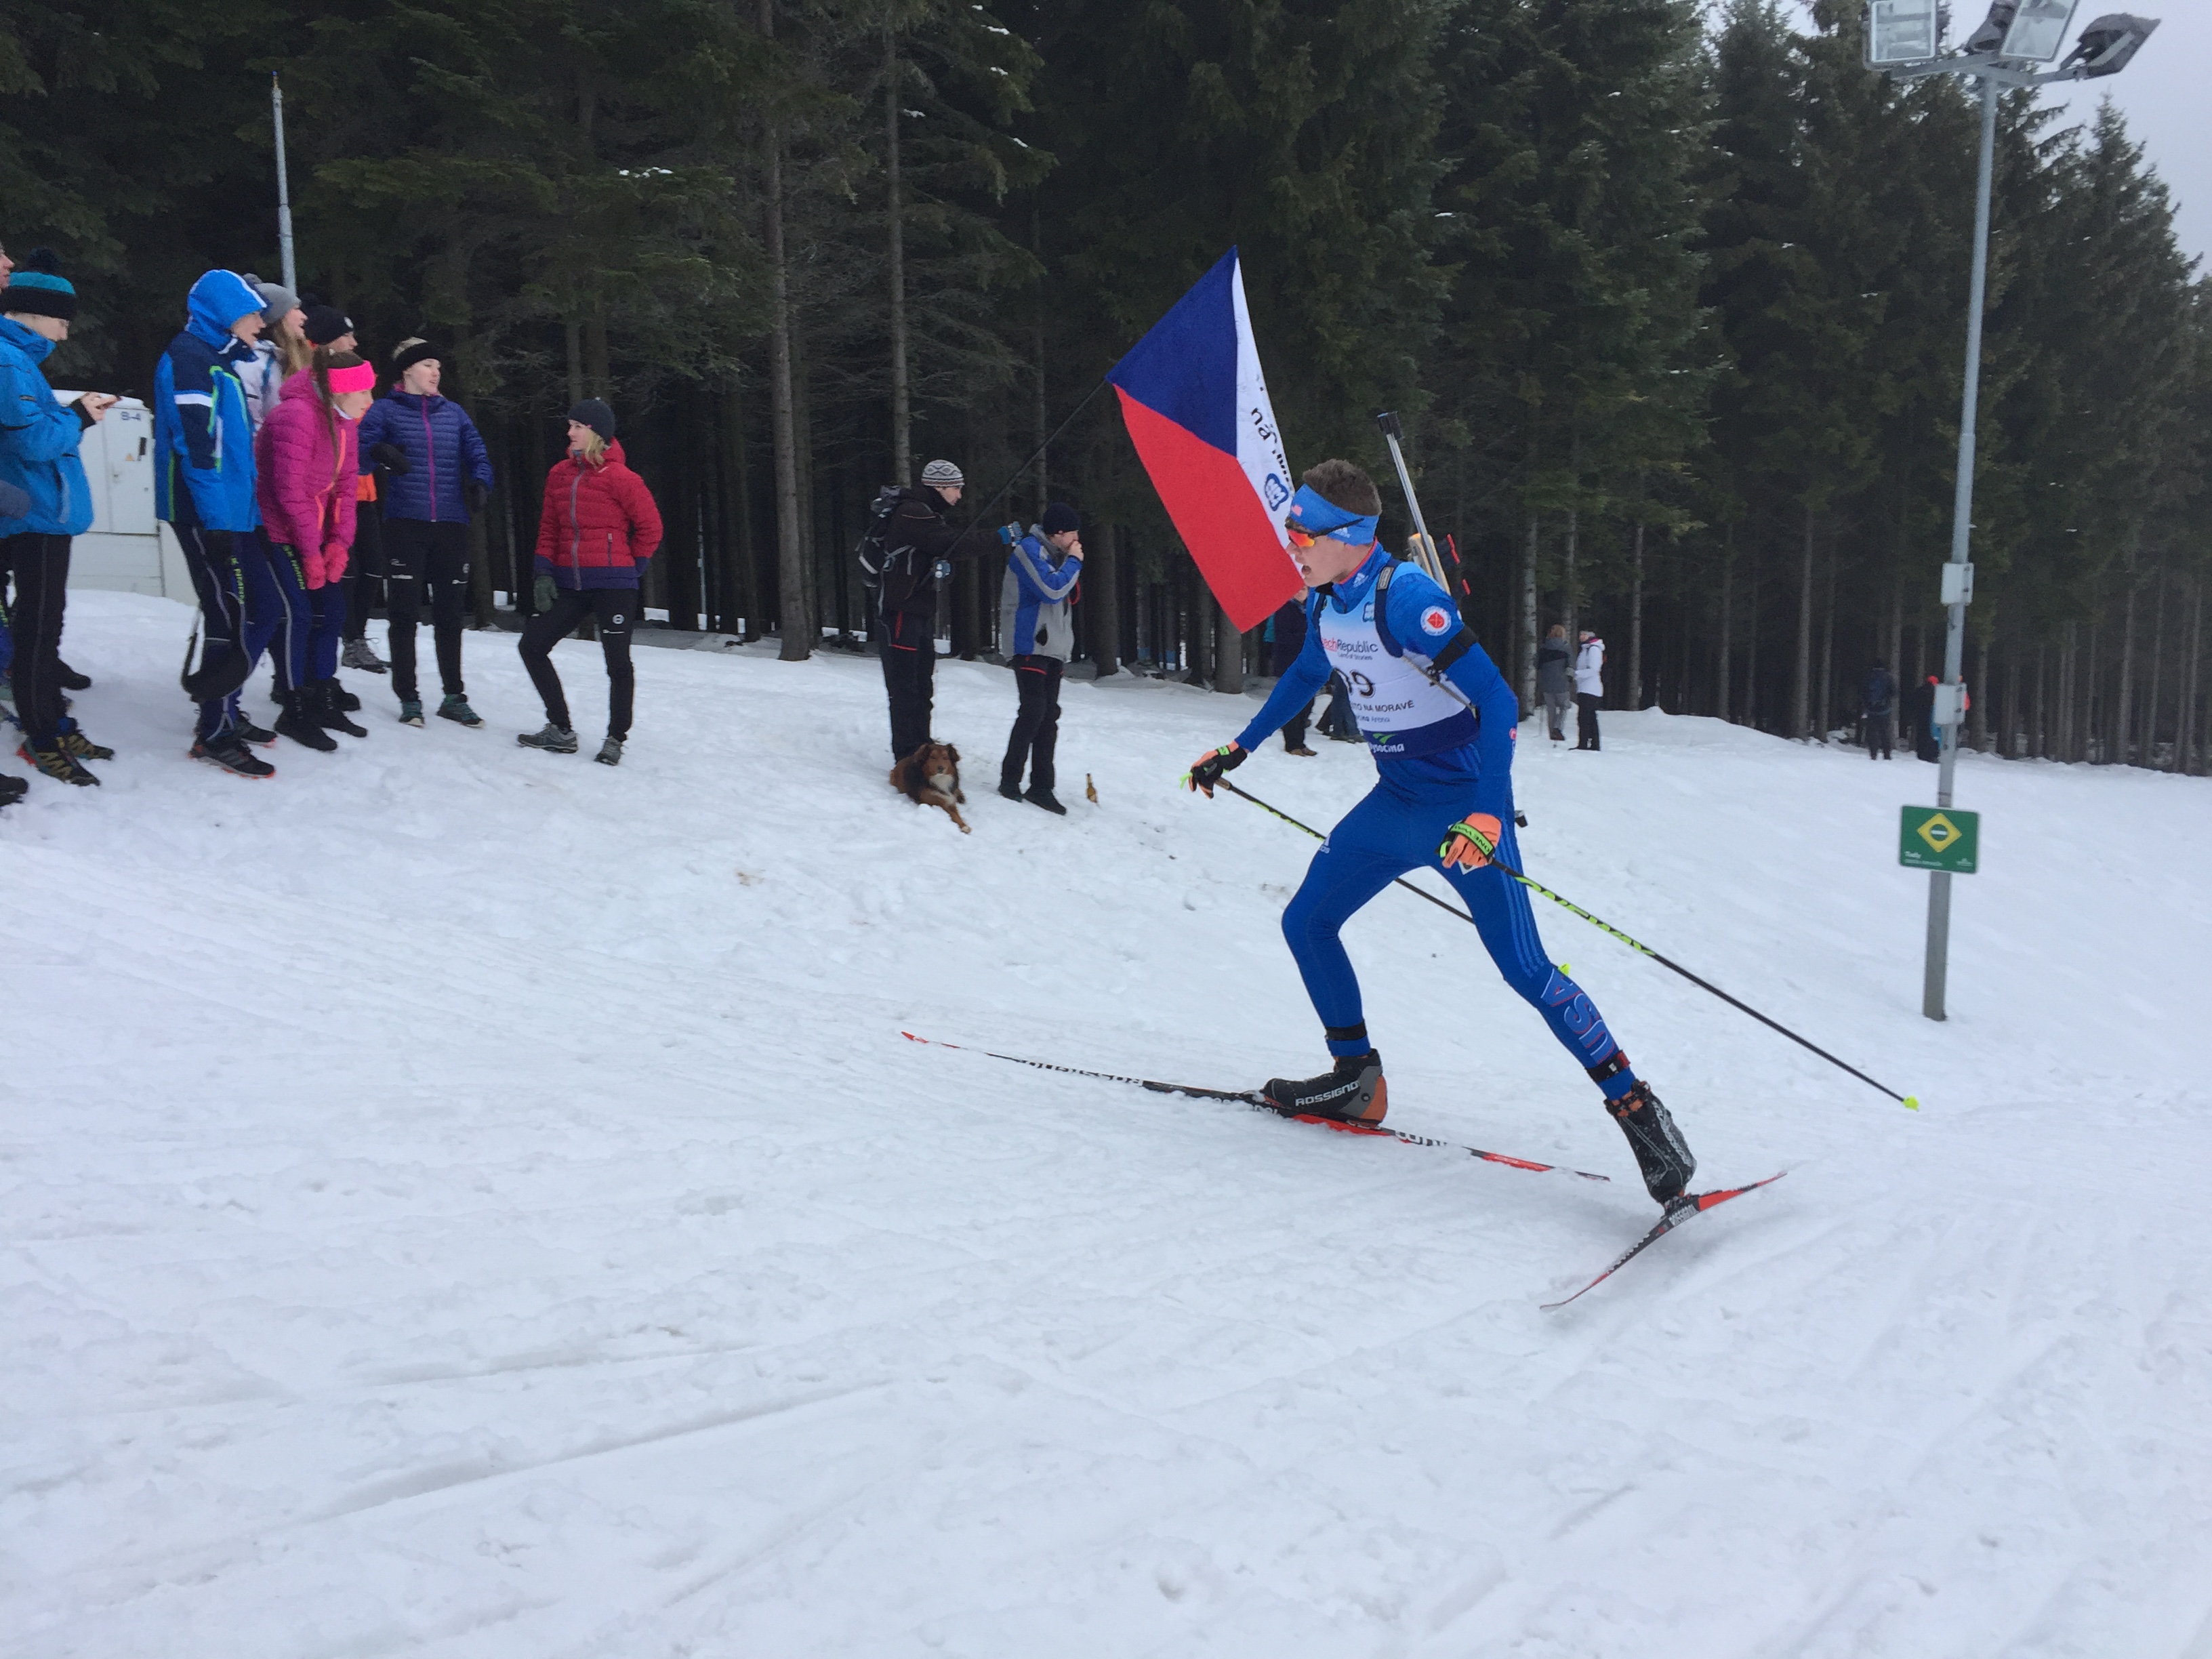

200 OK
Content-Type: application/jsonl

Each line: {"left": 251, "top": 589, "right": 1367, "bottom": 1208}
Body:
{"left": 1282, "top": 769, "right": 1638, "bottom": 1097}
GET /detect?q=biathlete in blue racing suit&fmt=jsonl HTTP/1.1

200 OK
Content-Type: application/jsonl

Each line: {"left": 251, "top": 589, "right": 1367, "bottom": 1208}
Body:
{"left": 1183, "top": 459, "right": 1696, "bottom": 1205}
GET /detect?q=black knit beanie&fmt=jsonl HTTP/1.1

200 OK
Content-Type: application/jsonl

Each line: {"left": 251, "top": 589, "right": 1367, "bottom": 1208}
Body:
{"left": 390, "top": 337, "right": 441, "bottom": 377}
{"left": 1041, "top": 501, "right": 1080, "bottom": 536}
{"left": 567, "top": 398, "right": 617, "bottom": 442}
{"left": 302, "top": 304, "right": 352, "bottom": 346}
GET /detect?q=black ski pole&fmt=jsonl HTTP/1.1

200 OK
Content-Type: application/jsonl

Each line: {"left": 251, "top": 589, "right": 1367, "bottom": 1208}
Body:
{"left": 1213, "top": 777, "right": 1916, "bottom": 1108}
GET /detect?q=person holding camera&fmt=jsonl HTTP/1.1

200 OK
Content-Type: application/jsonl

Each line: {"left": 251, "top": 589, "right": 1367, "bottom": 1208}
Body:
{"left": 996, "top": 501, "right": 1084, "bottom": 813}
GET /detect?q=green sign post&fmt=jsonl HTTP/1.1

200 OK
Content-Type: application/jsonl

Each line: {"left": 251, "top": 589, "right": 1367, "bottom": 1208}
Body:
{"left": 1900, "top": 806, "right": 1979, "bottom": 874}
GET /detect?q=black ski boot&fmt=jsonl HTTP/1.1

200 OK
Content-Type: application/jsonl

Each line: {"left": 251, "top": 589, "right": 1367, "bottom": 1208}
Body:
{"left": 310, "top": 680, "right": 369, "bottom": 739}
{"left": 1263, "top": 1050, "right": 1388, "bottom": 1125}
{"left": 1607, "top": 1080, "right": 1696, "bottom": 1204}
{"left": 274, "top": 689, "right": 338, "bottom": 752}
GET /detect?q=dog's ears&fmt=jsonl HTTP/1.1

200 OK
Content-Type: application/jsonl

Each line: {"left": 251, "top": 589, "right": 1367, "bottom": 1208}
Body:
{"left": 943, "top": 745, "right": 960, "bottom": 763}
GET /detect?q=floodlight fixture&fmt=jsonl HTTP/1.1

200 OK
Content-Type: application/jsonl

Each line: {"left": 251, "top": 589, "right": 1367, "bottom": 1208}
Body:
{"left": 1867, "top": 0, "right": 1942, "bottom": 65}
{"left": 1963, "top": 1, "right": 2020, "bottom": 54}
{"left": 1999, "top": 0, "right": 2079, "bottom": 60}
{"left": 2060, "top": 12, "right": 2160, "bottom": 77}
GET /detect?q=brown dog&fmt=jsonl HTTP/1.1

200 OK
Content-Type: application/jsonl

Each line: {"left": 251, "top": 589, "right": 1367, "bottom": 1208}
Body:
{"left": 889, "top": 741, "right": 970, "bottom": 833}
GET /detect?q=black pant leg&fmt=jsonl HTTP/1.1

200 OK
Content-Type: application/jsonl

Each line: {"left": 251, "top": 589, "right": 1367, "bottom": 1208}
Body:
{"left": 1002, "top": 654, "right": 1050, "bottom": 787}
{"left": 1283, "top": 699, "right": 1313, "bottom": 750}
{"left": 1029, "top": 657, "right": 1063, "bottom": 794}
{"left": 428, "top": 523, "right": 470, "bottom": 697}
{"left": 382, "top": 518, "right": 426, "bottom": 700}
{"left": 0, "top": 533, "right": 67, "bottom": 747}
{"left": 173, "top": 520, "right": 245, "bottom": 740}
{"left": 594, "top": 588, "right": 637, "bottom": 740}
{"left": 1576, "top": 693, "right": 1601, "bottom": 749}
{"left": 519, "top": 588, "right": 594, "bottom": 730}
{"left": 882, "top": 609, "right": 933, "bottom": 760}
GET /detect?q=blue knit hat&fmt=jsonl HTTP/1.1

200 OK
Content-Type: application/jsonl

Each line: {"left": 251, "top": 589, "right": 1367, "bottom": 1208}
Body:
{"left": 5, "top": 249, "right": 77, "bottom": 321}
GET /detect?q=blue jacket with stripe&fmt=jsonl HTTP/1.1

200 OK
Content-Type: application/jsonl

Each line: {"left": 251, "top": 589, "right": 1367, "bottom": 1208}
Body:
{"left": 152, "top": 271, "right": 264, "bottom": 532}
{"left": 997, "top": 527, "right": 1082, "bottom": 662}
{"left": 0, "top": 316, "right": 94, "bottom": 538}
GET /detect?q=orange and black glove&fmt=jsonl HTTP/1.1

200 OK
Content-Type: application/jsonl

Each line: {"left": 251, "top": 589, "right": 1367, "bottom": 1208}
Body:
{"left": 1439, "top": 813, "right": 1503, "bottom": 872}
{"left": 1183, "top": 743, "right": 1246, "bottom": 798}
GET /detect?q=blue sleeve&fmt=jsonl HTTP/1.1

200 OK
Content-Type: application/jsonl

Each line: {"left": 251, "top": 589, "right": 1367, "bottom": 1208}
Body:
{"left": 355, "top": 398, "right": 389, "bottom": 473}
{"left": 0, "top": 366, "right": 83, "bottom": 465}
{"left": 1235, "top": 612, "right": 1330, "bottom": 751}
{"left": 457, "top": 407, "right": 492, "bottom": 486}
{"left": 162, "top": 342, "right": 222, "bottom": 472}
{"left": 1012, "top": 535, "right": 1080, "bottom": 602}
{"left": 1385, "top": 567, "right": 1519, "bottom": 820}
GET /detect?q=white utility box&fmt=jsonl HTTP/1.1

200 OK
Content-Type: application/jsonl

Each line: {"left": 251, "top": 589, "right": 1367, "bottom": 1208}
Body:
{"left": 53, "top": 392, "right": 194, "bottom": 600}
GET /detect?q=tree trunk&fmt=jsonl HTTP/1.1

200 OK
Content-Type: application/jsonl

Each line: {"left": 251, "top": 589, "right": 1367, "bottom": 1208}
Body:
{"left": 1717, "top": 529, "right": 1732, "bottom": 722}
{"left": 2031, "top": 639, "right": 2047, "bottom": 758}
{"left": 2177, "top": 575, "right": 2203, "bottom": 773}
{"left": 1214, "top": 596, "right": 1245, "bottom": 693}
{"left": 760, "top": 0, "right": 808, "bottom": 659}
{"left": 1089, "top": 521, "right": 1121, "bottom": 678}
{"left": 1742, "top": 541, "right": 1759, "bottom": 729}
{"left": 884, "top": 27, "right": 910, "bottom": 483}
{"left": 1817, "top": 528, "right": 1836, "bottom": 741}
{"left": 1519, "top": 511, "right": 1538, "bottom": 713}
{"left": 1887, "top": 563, "right": 1904, "bottom": 754}
{"left": 1791, "top": 502, "right": 1814, "bottom": 740}
{"left": 1031, "top": 203, "right": 1048, "bottom": 516}
{"left": 2139, "top": 560, "right": 2165, "bottom": 767}
{"left": 1627, "top": 487, "right": 1646, "bottom": 711}
{"left": 2113, "top": 545, "right": 2137, "bottom": 762}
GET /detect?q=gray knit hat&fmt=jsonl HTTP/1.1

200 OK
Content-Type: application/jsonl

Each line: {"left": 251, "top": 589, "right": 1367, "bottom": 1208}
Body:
{"left": 242, "top": 274, "right": 300, "bottom": 325}
{"left": 920, "top": 458, "right": 964, "bottom": 487}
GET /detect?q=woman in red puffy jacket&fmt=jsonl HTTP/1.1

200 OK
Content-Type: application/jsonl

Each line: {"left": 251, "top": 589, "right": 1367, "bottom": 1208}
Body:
{"left": 516, "top": 399, "right": 663, "bottom": 766}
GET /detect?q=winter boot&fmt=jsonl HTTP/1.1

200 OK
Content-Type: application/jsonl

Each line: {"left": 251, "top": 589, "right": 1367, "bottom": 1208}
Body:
{"left": 57, "top": 722, "right": 114, "bottom": 761}
{"left": 438, "top": 693, "right": 484, "bottom": 728}
{"left": 274, "top": 689, "right": 339, "bottom": 752}
{"left": 19, "top": 742, "right": 100, "bottom": 786}
{"left": 594, "top": 735, "right": 624, "bottom": 766}
{"left": 55, "top": 659, "right": 91, "bottom": 691}
{"left": 517, "top": 722, "right": 578, "bottom": 754}
{"left": 190, "top": 733, "right": 276, "bottom": 778}
{"left": 343, "top": 638, "right": 389, "bottom": 674}
{"left": 0, "top": 772, "right": 26, "bottom": 806}
{"left": 398, "top": 699, "right": 425, "bottom": 727}
{"left": 1024, "top": 787, "right": 1067, "bottom": 815}
{"left": 312, "top": 680, "right": 369, "bottom": 739}
{"left": 1263, "top": 1050, "right": 1388, "bottom": 1126}
{"left": 1607, "top": 1080, "right": 1696, "bottom": 1204}
{"left": 997, "top": 779, "right": 1024, "bottom": 802}
{"left": 334, "top": 683, "right": 363, "bottom": 712}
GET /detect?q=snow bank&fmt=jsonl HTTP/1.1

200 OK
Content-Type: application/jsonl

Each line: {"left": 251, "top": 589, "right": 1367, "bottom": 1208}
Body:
{"left": 5, "top": 591, "right": 2209, "bottom": 1656}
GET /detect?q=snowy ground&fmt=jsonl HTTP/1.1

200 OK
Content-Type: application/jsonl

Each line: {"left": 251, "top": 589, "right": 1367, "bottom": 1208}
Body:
{"left": 5, "top": 589, "right": 2211, "bottom": 1658}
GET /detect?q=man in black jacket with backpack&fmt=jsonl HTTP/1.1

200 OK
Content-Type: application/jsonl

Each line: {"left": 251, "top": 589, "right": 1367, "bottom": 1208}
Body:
{"left": 876, "top": 458, "right": 984, "bottom": 762}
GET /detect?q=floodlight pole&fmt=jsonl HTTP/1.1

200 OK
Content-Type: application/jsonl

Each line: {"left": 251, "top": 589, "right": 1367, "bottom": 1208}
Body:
{"left": 1875, "top": 14, "right": 2158, "bottom": 1019}
{"left": 272, "top": 72, "right": 298, "bottom": 295}
{"left": 1923, "top": 73, "right": 1996, "bottom": 1021}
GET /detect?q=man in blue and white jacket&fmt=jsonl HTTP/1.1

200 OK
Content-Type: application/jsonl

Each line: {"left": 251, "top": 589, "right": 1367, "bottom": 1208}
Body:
{"left": 996, "top": 500, "right": 1084, "bottom": 813}
{"left": 1183, "top": 459, "right": 1696, "bottom": 1207}
{"left": 154, "top": 268, "right": 281, "bottom": 776}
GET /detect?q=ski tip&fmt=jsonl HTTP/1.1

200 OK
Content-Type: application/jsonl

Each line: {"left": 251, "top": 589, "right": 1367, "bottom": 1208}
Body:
{"left": 1903, "top": 1094, "right": 1921, "bottom": 1111}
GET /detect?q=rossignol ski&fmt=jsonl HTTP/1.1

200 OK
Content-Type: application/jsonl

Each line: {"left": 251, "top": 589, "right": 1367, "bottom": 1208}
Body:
{"left": 900, "top": 1031, "right": 1612, "bottom": 1182}
{"left": 1541, "top": 1172, "right": 1786, "bottom": 1309}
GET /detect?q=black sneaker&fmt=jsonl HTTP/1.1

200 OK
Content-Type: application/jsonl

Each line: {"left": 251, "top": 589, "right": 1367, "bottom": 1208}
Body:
{"left": 236, "top": 718, "right": 278, "bottom": 747}
{"left": 1263, "top": 1051, "right": 1388, "bottom": 1125}
{"left": 998, "top": 779, "right": 1024, "bottom": 802}
{"left": 1607, "top": 1081, "right": 1696, "bottom": 1204}
{"left": 56, "top": 659, "right": 91, "bottom": 691}
{"left": 1024, "top": 787, "right": 1067, "bottom": 815}
{"left": 190, "top": 734, "right": 276, "bottom": 778}
{"left": 19, "top": 743, "right": 100, "bottom": 787}
{"left": 0, "top": 773, "right": 26, "bottom": 806}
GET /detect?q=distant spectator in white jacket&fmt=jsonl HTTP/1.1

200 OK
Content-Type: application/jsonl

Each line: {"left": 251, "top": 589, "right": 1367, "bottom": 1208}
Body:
{"left": 1574, "top": 628, "right": 1604, "bottom": 752}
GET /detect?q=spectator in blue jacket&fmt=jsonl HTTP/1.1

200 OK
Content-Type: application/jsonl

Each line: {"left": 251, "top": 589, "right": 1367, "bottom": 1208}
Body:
{"left": 995, "top": 500, "right": 1084, "bottom": 814}
{"left": 356, "top": 337, "right": 493, "bottom": 727}
{"left": 155, "top": 268, "right": 284, "bottom": 778}
{"left": 1, "top": 249, "right": 117, "bottom": 787}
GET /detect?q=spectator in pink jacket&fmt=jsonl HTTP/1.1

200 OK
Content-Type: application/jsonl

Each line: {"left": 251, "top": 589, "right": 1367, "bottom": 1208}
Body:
{"left": 253, "top": 348, "right": 375, "bottom": 750}
{"left": 516, "top": 399, "right": 662, "bottom": 767}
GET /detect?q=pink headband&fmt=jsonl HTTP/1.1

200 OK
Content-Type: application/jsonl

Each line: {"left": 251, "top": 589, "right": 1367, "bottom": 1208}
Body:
{"left": 325, "top": 363, "right": 375, "bottom": 394}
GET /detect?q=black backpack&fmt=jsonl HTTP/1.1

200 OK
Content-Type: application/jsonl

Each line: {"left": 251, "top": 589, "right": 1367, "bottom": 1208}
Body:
{"left": 856, "top": 485, "right": 935, "bottom": 611}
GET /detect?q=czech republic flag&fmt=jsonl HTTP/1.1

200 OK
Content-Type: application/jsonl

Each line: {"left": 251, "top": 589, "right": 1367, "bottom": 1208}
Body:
{"left": 1107, "top": 249, "right": 1305, "bottom": 631}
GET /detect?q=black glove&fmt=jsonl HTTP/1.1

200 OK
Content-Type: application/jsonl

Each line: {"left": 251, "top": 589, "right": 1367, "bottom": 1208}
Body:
{"left": 466, "top": 478, "right": 491, "bottom": 513}
{"left": 1183, "top": 742, "right": 1246, "bottom": 798}
{"left": 369, "top": 442, "right": 410, "bottom": 475}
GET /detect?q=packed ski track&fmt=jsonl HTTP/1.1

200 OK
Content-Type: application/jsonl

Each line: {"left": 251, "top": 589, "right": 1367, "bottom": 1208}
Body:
{"left": 5, "top": 590, "right": 2210, "bottom": 1658}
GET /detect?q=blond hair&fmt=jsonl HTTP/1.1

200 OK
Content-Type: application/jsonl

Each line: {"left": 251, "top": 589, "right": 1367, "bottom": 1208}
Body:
{"left": 574, "top": 428, "right": 609, "bottom": 467}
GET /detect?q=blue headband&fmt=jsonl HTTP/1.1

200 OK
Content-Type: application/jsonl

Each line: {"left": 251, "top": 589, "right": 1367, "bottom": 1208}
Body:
{"left": 1286, "top": 484, "right": 1378, "bottom": 547}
